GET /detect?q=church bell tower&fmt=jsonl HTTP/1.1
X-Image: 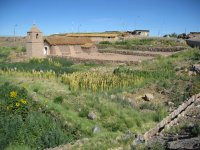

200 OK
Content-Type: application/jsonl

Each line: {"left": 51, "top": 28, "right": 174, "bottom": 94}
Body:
{"left": 26, "top": 24, "right": 45, "bottom": 58}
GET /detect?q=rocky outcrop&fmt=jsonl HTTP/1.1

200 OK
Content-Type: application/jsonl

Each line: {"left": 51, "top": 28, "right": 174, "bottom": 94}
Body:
{"left": 167, "top": 136, "right": 200, "bottom": 150}
{"left": 186, "top": 39, "right": 200, "bottom": 48}
{"left": 192, "top": 64, "right": 200, "bottom": 74}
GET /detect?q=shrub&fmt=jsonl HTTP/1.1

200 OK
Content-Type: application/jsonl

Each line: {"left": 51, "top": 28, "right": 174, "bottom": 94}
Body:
{"left": 139, "top": 103, "right": 157, "bottom": 110}
{"left": 99, "top": 41, "right": 112, "bottom": 45}
{"left": 53, "top": 96, "right": 63, "bottom": 104}
{"left": 150, "top": 142, "right": 166, "bottom": 150}
{"left": 78, "top": 107, "right": 89, "bottom": 118}
{"left": 191, "top": 124, "right": 200, "bottom": 136}
{"left": 33, "top": 88, "right": 39, "bottom": 93}
{"left": 115, "top": 40, "right": 130, "bottom": 45}
{"left": 0, "top": 82, "right": 33, "bottom": 118}
{"left": 102, "top": 117, "right": 128, "bottom": 132}
{"left": 0, "top": 83, "right": 76, "bottom": 149}
{"left": 1, "top": 112, "right": 71, "bottom": 149}
{"left": 189, "top": 76, "right": 200, "bottom": 96}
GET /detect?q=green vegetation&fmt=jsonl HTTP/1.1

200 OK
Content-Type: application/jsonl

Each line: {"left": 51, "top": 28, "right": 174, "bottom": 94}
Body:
{"left": 62, "top": 71, "right": 144, "bottom": 91}
{"left": 53, "top": 96, "right": 64, "bottom": 104}
{"left": 0, "top": 46, "right": 25, "bottom": 63}
{"left": 0, "top": 57, "right": 101, "bottom": 74}
{"left": 0, "top": 83, "right": 78, "bottom": 150}
{"left": 0, "top": 46, "right": 200, "bottom": 149}
{"left": 191, "top": 124, "right": 200, "bottom": 136}
{"left": 98, "top": 38, "right": 186, "bottom": 50}
{"left": 163, "top": 32, "right": 178, "bottom": 38}
{"left": 165, "top": 122, "right": 200, "bottom": 137}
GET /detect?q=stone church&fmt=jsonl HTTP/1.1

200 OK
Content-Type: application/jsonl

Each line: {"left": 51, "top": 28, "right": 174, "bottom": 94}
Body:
{"left": 26, "top": 24, "right": 97, "bottom": 58}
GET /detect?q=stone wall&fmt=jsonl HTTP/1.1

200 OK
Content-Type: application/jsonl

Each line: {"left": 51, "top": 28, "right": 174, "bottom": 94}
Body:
{"left": 186, "top": 39, "right": 200, "bottom": 48}
{"left": 143, "top": 93, "right": 200, "bottom": 141}
{"left": 99, "top": 49, "right": 159, "bottom": 57}
{"left": 90, "top": 37, "right": 119, "bottom": 43}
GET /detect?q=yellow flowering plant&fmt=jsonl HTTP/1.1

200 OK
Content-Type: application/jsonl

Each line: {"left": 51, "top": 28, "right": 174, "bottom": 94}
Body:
{"left": 10, "top": 91, "right": 17, "bottom": 98}
{"left": 0, "top": 82, "right": 32, "bottom": 117}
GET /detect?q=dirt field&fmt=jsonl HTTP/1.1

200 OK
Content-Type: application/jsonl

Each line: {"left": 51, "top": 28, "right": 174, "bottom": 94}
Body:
{"left": 64, "top": 50, "right": 177, "bottom": 62}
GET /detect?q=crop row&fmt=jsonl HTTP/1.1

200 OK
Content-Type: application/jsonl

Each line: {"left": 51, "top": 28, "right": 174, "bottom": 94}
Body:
{"left": 61, "top": 71, "right": 144, "bottom": 91}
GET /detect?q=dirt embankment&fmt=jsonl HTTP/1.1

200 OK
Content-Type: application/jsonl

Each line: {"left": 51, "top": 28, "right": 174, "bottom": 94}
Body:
{"left": 0, "top": 36, "right": 26, "bottom": 47}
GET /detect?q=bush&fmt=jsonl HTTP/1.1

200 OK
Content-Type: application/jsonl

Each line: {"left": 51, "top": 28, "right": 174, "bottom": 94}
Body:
{"left": 0, "top": 82, "right": 33, "bottom": 118}
{"left": 33, "top": 88, "right": 39, "bottom": 93}
{"left": 78, "top": 107, "right": 89, "bottom": 118}
{"left": 150, "top": 142, "right": 166, "bottom": 150}
{"left": 0, "top": 83, "right": 76, "bottom": 149}
{"left": 139, "top": 103, "right": 157, "bottom": 110}
{"left": 99, "top": 41, "right": 112, "bottom": 45}
{"left": 0, "top": 112, "right": 71, "bottom": 149}
{"left": 102, "top": 117, "right": 128, "bottom": 132}
{"left": 53, "top": 96, "right": 63, "bottom": 104}
{"left": 191, "top": 124, "right": 200, "bottom": 136}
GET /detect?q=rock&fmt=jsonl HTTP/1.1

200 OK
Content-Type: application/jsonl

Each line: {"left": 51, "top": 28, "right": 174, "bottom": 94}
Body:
{"left": 88, "top": 112, "right": 96, "bottom": 120}
{"left": 184, "top": 68, "right": 188, "bottom": 72}
{"left": 118, "top": 63, "right": 126, "bottom": 66}
{"left": 143, "top": 93, "right": 154, "bottom": 101}
{"left": 93, "top": 125, "right": 100, "bottom": 134}
{"left": 188, "top": 123, "right": 195, "bottom": 128}
{"left": 132, "top": 134, "right": 145, "bottom": 145}
{"left": 168, "top": 101, "right": 175, "bottom": 106}
{"left": 31, "top": 92, "right": 38, "bottom": 101}
{"left": 188, "top": 71, "right": 196, "bottom": 76}
{"left": 196, "top": 105, "right": 200, "bottom": 108}
{"left": 111, "top": 94, "right": 116, "bottom": 100}
{"left": 167, "top": 137, "right": 200, "bottom": 150}
{"left": 146, "top": 136, "right": 166, "bottom": 150}
{"left": 192, "top": 64, "right": 200, "bottom": 74}
{"left": 169, "top": 107, "right": 174, "bottom": 112}
{"left": 175, "top": 67, "right": 182, "bottom": 71}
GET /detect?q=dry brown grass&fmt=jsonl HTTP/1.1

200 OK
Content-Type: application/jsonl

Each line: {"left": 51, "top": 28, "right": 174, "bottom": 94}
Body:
{"left": 66, "top": 33, "right": 118, "bottom": 38}
{"left": 45, "top": 36, "right": 92, "bottom": 45}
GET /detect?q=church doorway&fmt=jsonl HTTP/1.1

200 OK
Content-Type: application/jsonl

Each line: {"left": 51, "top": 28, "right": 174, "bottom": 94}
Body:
{"left": 44, "top": 46, "right": 48, "bottom": 55}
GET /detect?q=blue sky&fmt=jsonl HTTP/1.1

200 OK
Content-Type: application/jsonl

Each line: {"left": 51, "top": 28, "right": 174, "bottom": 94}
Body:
{"left": 0, "top": 0, "right": 199, "bottom": 36}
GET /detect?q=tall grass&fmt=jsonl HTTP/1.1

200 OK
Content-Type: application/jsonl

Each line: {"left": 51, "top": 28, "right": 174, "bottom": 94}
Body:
{"left": 0, "top": 57, "right": 75, "bottom": 74}
{"left": 61, "top": 71, "right": 144, "bottom": 91}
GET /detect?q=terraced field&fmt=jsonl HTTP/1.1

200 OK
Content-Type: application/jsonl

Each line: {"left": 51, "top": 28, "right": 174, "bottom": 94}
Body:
{"left": 0, "top": 44, "right": 200, "bottom": 150}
